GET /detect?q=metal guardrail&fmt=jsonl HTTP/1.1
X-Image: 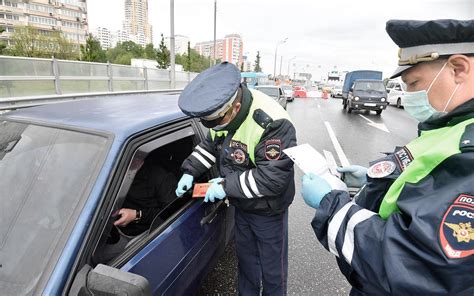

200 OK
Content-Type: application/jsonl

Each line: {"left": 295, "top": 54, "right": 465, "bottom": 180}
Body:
{"left": 0, "top": 89, "right": 183, "bottom": 111}
{"left": 0, "top": 55, "right": 198, "bottom": 99}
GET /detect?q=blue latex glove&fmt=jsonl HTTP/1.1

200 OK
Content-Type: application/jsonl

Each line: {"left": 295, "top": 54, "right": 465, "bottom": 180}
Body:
{"left": 175, "top": 173, "right": 194, "bottom": 197}
{"left": 301, "top": 173, "right": 332, "bottom": 209}
{"left": 337, "top": 165, "right": 367, "bottom": 188}
{"left": 204, "top": 177, "right": 226, "bottom": 202}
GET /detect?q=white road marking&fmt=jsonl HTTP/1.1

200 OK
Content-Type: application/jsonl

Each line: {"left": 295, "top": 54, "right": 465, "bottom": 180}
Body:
{"left": 318, "top": 104, "right": 321, "bottom": 108}
{"left": 324, "top": 121, "right": 350, "bottom": 167}
{"left": 359, "top": 114, "right": 390, "bottom": 133}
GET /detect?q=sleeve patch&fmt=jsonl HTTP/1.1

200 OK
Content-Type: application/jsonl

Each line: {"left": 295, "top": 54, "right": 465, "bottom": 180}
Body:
{"left": 265, "top": 139, "right": 281, "bottom": 160}
{"left": 439, "top": 194, "right": 474, "bottom": 259}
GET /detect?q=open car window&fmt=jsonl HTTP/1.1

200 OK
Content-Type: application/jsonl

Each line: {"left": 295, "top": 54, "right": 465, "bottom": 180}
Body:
{"left": 93, "top": 125, "right": 212, "bottom": 264}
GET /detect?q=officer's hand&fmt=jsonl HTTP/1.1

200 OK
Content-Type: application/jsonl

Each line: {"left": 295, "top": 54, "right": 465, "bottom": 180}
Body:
{"left": 204, "top": 177, "right": 226, "bottom": 202}
{"left": 337, "top": 165, "right": 367, "bottom": 188}
{"left": 175, "top": 173, "right": 194, "bottom": 197}
{"left": 301, "top": 173, "right": 331, "bottom": 209}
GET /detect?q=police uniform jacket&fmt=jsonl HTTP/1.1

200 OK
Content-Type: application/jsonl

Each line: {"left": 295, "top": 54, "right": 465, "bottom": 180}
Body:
{"left": 181, "top": 86, "right": 297, "bottom": 216}
{"left": 312, "top": 98, "right": 474, "bottom": 295}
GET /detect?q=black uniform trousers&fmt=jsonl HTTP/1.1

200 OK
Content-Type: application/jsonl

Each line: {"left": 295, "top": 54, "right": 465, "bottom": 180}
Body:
{"left": 234, "top": 207, "right": 288, "bottom": 296}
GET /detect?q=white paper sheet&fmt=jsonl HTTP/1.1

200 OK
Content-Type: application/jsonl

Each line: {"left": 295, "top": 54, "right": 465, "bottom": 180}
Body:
{"left": 283, "top": 143, "right": 327, "bottom": 175}
{"left": 283, "top": 143, "right": 348, "bottom": 191}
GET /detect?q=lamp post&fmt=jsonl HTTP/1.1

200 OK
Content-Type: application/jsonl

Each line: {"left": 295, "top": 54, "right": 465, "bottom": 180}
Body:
{"left": 287, "top": 56, "right": 296, "bottom": 78}
{"left": 273, "top": 37, "right": 287, "bottom": 81}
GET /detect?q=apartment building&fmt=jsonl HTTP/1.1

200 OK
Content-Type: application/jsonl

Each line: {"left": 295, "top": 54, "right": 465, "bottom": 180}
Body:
{"left": 0, "top": 0, "right": 87, "bottom": 46}
{"left": 122, "top": 0, "right": 152, "bottom": 46}
{"left": 194, "top": 34, "right": 243, "bottom": 66}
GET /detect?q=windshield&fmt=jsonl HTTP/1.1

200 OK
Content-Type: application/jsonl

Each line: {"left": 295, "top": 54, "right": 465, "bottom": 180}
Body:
{"left": 0, "top": 121, "right": 108, "bottom": 295}
{"left": 354, "top": 81, "right": 386, "bottom": 92}
{"left": 281, "top": 85, "right": 292, "bottom": 91}
{"left": 257, "top": 87, "right": 279, "bottom": 98}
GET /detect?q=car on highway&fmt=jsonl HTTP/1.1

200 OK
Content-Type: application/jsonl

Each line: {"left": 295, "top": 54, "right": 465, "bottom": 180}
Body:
{"left": 386, "top": 79, "right": 407, "bottom": 108}
{"left": 345, "top": 79, "right": 388, "bottom": 115}
{"left": 293, "top": 86, "right": 307, "bottom": 98}
{"left": 0, "top": 93, "right": 234, "bottom": 295}
{"left": 281, "top": 85, "right": 294, "bottom": 102}
{"left": 255, "top": 85, "right": 288, "bottom": 109}
{"left": 331, "top": 86, "right": 343, "bottom": 98}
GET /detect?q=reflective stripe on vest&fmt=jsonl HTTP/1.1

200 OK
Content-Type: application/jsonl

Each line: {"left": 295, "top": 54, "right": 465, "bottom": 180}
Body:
{"left": 379, "top": 118, "right": 474, "bottom": 219}
{"left": 210, "top": 89, "right": 291, "bottom": 165}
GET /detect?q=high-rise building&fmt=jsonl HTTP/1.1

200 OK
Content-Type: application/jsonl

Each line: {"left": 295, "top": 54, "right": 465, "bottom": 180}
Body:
{"left": 0, "top": 0, "right": 88, "bottom": 47}
{"left": 164, "top": 35, "right": 189, "bottom": 55}
{"left": 194, "top": 34, "right": 243, "bottom": 66}
{"left": 111, "top": 29, "right": 129, "bottom": 48}
{"left": 122, "top": 0, "right": 152, "bottom": 47}
{"left": 92, "top": 26, "right": 112, "bottom": 49}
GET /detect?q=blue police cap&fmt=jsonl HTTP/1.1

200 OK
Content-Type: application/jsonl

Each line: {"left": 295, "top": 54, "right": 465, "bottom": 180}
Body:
{"left": 178, "top": 62, "right": 241, "bottom": 118}
{"left": 386, "top": 19, "right": 474, "bottom": 78}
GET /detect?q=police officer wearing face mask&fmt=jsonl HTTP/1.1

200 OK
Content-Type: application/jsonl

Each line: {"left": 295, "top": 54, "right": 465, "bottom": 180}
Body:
{"left": 176, "top": 62, "right": 297, "bottom": 295}
{"left": 300, "top": 19, "right": 474, "bottom": 295}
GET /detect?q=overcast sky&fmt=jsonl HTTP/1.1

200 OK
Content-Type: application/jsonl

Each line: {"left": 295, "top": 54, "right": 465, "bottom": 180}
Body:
{"left": 88, "top": 0, "right": 473, "bottom": 79}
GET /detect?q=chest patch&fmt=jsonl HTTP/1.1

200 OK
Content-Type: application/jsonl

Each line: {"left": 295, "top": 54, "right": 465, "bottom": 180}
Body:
{"left": 230, "top": 140, "right": 248, "bottom": 152}
{"left": 265, "top": 139, "right": 281, "bottom": 160}
{"left": 367, "top": 160, "right": 396, "bottom": 178}
{"left": 439, "top": 194, "right": 474, "bottom": 259}
{"left": 232, "top": 148, "right": 246, "bottom": 164}
{"left": 393, "top": 147, "right": 413, "bottom": 171}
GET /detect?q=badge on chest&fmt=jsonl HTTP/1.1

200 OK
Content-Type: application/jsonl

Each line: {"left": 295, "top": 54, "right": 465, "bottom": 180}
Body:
{"left": 229, "top": 140, "right": 249, "bottom": 165}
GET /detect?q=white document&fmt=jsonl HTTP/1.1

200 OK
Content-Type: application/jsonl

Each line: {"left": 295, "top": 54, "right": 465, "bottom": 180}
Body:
{"left": 283, "top": 143, "right": 348, "bottom": 191}
{"left": 283, "top": 143, "right": 327, "bottom": 175}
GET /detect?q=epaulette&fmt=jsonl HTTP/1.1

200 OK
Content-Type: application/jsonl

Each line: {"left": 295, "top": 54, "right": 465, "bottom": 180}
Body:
{"left": 253, "top": 108, "right": 273, "bottom": 129}
{"left": 460, "top": 123, "right": 474, "bottom": 152}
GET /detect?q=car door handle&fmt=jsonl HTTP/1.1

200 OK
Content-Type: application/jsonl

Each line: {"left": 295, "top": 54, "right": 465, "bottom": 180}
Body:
{"left": 200, "top": 200, "right": 226, "bottom": 226}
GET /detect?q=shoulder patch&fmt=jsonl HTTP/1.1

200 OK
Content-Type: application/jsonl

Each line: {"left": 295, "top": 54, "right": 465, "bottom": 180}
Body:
{"left": 367, "top": 160, "right": 396, "bottom": 178}
{"left": 439, "top": 194, "right": 474, "bottom": 259}
{"left": 460, "top": 123, "right": 474, "bottom": 153}
{"left": 253, "top": 108, "right": 273, "bottom": 129}
{"left": 265, "top": 139, "right": 281, "bottom": 160}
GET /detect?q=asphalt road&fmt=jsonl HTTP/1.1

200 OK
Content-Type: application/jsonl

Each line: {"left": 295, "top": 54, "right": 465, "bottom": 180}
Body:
{"left": 200, "top": 94, "right": 419, "bottom": 295}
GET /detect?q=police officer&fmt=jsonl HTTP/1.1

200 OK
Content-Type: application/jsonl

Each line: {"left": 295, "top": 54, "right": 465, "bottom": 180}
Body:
{"left": 301, "top": 19, "right": 474, "bottom": 295}
{"left": 176, "top": 62, "right": 297, "bottom": 295}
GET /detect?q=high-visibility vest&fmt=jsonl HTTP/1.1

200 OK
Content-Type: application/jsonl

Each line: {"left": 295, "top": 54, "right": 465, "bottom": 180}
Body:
{"left": 379, "top": 118, "right": 474, "bottom": 219}
{"left": 210, "top": 89, "right": 292, "bottom": 165}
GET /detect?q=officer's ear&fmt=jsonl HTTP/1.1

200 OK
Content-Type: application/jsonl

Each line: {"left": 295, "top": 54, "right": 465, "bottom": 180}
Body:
{"left": 234, "top": 101, "right": 242, "bottom": 113}
{"left": 448, "top": 54, "right": 471, "bottom": 84}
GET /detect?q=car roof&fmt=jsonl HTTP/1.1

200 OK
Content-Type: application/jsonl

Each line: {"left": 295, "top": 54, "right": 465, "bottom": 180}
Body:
{"left": 1, "top": 92, "right": 187, "bottom": 139}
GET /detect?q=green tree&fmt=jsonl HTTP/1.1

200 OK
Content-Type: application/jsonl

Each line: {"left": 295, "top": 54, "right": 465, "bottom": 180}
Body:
{"left": 51, "top": 31, "right": 77, "bottom": 60}
{"left": 186, "top": 41, "right": 191, "bottom": 71}
{"left": 80, "top": 34, "right": 107, "bottom": 62}
{"left": 0, "top": 26, "right": 6, "bottom": 55}
{"left": 10, "top": 26, "right": 43, "bottom": 57}
{"left": 144, "top": 43, "right": 156, "bottom": 60}
{"left": 106, "top": 40, "right": 143, "bottom": 65}
{"left": 254, "top": 51, "right": 262, "bottom": 72}
{"left": 156, "top": 34, "right": 170, "bottom": 69}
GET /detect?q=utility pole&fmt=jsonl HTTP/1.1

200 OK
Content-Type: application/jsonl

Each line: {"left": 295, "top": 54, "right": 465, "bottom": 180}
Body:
{"left": 170, "top": 0, "right": 176, "bottom": 88}
{"left": 213, "top": 0, "right": 217, "bottom": 65}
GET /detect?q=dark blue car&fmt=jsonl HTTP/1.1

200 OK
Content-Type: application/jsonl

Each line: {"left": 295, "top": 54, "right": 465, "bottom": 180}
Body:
{"left": 0, "top": 93, "right": 234, "bottom": 295}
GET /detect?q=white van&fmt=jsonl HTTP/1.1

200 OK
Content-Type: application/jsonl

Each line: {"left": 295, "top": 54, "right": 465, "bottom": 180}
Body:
{"left": 386, "top": 80, "right": 406, "bottom": 108}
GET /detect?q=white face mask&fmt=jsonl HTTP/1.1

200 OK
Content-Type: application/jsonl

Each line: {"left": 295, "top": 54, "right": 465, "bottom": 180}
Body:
{"left": 212, "top": 108, "right": 236, "bottom": 131}
{"left": 404, "top": 62, "right": 460, "bottom": 122}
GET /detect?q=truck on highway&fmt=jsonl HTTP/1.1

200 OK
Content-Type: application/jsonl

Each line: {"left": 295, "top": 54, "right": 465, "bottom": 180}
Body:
{"left": 342, "top": 70, "right": 388, "bottom": 115}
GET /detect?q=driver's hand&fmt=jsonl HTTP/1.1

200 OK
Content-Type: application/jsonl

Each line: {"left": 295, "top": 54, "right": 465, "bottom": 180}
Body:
{"left": 113, "top": 208, "right": 137, "bottom": 227}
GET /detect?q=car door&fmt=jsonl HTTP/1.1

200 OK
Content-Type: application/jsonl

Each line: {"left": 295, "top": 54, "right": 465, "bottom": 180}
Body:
{"left": 90, "top": 120, "right": 231, "bottom": 295}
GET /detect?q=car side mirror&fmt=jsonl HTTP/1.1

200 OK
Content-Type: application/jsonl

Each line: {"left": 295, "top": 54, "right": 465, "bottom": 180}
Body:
{"left": 69, "top": 264, "right": 151, "bottom": 296}
{"left": 386, "top": 89, "right": 391, "bottom": 93}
